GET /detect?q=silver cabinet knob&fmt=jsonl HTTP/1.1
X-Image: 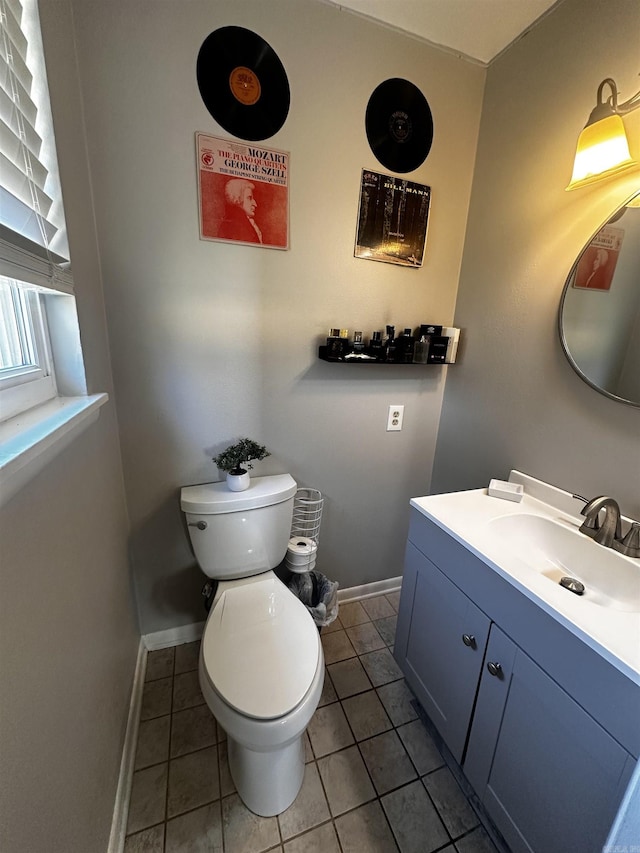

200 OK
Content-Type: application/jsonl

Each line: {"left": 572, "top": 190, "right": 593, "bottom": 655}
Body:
{"left": 487, "top": 661, "right": 503, "bottom": 677}
{"left": 462, "top": 634, "right": 476, "bottom": 648}
{"left": 188, "top": 520, "right": 207, "bottom": 530}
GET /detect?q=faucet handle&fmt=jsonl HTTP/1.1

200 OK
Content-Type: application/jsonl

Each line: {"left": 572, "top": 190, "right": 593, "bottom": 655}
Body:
{"left": 613, "top": 523, "right": 640, "bottom": 558}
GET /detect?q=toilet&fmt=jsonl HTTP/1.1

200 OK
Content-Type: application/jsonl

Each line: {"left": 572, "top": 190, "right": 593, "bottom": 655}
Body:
{"left": 180, "top": 473, "right": 324, "bottom": 817}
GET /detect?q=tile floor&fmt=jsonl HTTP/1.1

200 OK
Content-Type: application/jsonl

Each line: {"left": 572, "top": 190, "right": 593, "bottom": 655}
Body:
{"left": 124, "top": 592, "right": 501, "bottom": 853}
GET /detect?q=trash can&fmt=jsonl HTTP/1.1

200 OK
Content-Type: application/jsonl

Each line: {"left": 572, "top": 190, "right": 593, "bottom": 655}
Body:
{"left": 287, "top": 570, "right": 338, "bottom": 629}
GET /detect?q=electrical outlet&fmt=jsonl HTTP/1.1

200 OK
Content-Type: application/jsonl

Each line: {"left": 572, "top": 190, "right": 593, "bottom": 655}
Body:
{"left": 387, "top": 404, "right": 404, "bottom": 431}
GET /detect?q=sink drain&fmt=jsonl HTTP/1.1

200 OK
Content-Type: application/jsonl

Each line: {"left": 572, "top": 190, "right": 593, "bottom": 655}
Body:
{"left": 559, "top": 576, "right": 585, "bottom": 596}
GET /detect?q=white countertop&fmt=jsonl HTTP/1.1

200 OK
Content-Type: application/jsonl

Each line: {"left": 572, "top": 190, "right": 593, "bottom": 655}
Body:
{"left": 410, "top": 472, "right": 640, "bottom": 686}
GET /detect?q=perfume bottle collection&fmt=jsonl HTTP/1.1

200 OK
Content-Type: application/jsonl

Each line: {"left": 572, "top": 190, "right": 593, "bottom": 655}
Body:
{"left": 321, "top": 324, "right": 459, "bottom": 364}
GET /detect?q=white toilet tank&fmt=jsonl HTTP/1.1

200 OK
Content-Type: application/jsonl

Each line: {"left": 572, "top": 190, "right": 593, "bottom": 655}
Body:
{"left": 181, "top": 474, "right": 297, "bottom": 580}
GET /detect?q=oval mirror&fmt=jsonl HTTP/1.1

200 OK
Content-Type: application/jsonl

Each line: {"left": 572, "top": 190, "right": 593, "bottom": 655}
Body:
{"left": 559, "top": 190, "right": 640, "bottom": 407}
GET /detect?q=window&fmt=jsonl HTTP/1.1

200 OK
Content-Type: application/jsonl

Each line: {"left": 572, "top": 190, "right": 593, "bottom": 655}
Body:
{"left": 0, "top": 0, "right": 75, "bottom": 422}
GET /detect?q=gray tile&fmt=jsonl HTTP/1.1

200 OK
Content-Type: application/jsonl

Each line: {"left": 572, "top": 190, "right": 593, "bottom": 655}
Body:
{"left": 278, "top": 762, "right": 330, "bottom": 840}
{"left": 124, "top": 823, "right": 165, "bottom": 853}
{"left": 385, "top": 591, "right": 401, "bottom": 612}
{"left": 455, "top": 826, "right": 500, "bottom": 853}
{"left": 222, "top": 792, "right": 280, "bottom": 853}
{"left": 376, "top": 680, "right": 418, "bottom": 726}
{"left": 141, "top": 677, "right": 172, "bottom": 721}
{"left": 304, "top": 731, "right": 314, "bottom": 763}
{"left": 145, "top": 647, "right": 174, "bottom": 682}
{"left": 167, "top": 746, "right": 220, "bottom": 819}
{"left": 361, "top": 595, "right": 396, "bottom": 621}
{"left": 127, "top": 763, "right": 168, "bottom": 834}
{"left": 283, "top": 822, "right": 340, "bottom": 853}
{"left": 321, "top": 616, "right": 343, "bottom": 634}
{"left": 165, "top": 801, "right": 222, "bottom": 852}
{"left": 327, "top": 657, "right": 372, "bottom": 699}
{"left": 307, "top": 702, "right": 354, "bottom": 758}
{"left": 335, "top": 800, "right": 399, "bottom": 852}
{"left": 359, "top": 730, "right": 417, "bottom": 795}
{"left": 382, "top": 780, "right": 449, "bottom": 853}
{"left": 173, "top": 670, "right": 205, "bottom": 711}
{"left": 346, "top": 622, "right": 386, "bottom": 654}
{"left": 317, "top": 745, "right": 376, "bottom": 817}
{"left": 174, "top": 640, "right": 200, "bottom": 674}
{"left": 359, "top": 647, "right": 403, "bottom": 687}
{"left": 374, "top": 615, "right": 398, "bottom": 647}
{"left": 170, "top": 703, "right": 217, "bottom": 758}
{"left": 218, "top": 738, "right": 236, "bottom": 797}
{"left": 320, "top": 629, "right": 356, "bottom": 664}
{"left": 396, "top": 720, "right": 445, "bottom": 776}
{"left": 318, "top": 668, "right": 337, "bottom": 707}
{"left": 337, "top": 601, "right": 370, "bottom": 627}
{"left": 423, "top": 767, "right": 479, "bottom": 839}
{"left": 342, "top": 690, "right": 392, "bottom": 741}
{"left": 135, "top": 715, "right": 171, "bottom": 770}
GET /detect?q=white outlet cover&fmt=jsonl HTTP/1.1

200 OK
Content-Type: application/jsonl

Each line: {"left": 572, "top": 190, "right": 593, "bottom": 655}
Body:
{"left": 387, "top": 404, "right": 404, "bottom": 431}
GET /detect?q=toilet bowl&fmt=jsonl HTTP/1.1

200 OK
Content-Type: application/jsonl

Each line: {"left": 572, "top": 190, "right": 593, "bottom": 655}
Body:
{"left": 181, "top": 474, "right": 325, "bottom": 816}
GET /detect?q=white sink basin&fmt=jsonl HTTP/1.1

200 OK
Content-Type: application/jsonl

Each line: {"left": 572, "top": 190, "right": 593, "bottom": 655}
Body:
{"left": 489, "top": 514, "right": 640, "bottom": 613}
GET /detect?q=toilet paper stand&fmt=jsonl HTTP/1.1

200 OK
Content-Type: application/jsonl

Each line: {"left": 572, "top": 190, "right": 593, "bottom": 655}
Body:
{"left": 286, "top": 488, "right": 323, "bottom": 573}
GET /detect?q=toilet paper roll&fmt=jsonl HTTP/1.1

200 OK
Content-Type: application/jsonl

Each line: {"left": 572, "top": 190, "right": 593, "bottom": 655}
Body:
{"left": 286, "top": 557, "right": 316, "bottom": 574}
{"left": 287, "top": 536, "right": 318, "bottom": 556}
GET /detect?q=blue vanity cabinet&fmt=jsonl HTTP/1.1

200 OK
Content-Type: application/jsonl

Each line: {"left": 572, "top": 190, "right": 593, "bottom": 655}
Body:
{"left": 396, "top": 507, "right": 639, "bottom": 853}
{"left": 464, "top": 625, "right": 635, "bottom": 853}
{"left": 394, "top": 540, "right": 491, "bottom": 763}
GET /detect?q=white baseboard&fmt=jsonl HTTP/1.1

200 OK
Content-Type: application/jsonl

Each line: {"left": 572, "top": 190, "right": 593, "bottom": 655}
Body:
{"left": 338, "top": 576, "right": 402, "bottom": 604}
{"left": 143, "top": 621, "right": 206, "bottom": 651}
{"left": 108, "top": 638, "right": 146, "bottom": 853}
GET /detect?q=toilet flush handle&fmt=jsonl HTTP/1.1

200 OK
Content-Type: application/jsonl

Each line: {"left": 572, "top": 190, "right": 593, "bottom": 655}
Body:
{"left": 189, "top": 520, "right": 208, "bottom": 531}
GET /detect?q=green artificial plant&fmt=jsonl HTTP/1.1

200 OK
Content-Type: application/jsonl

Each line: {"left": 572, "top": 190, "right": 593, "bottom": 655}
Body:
{"left": 212, "top": 438, "right": 270, "bottom": 474}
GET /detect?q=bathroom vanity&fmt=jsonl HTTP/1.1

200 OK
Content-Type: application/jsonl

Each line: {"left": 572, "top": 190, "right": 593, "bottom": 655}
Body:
{"left": 394, "top": 473, "right": 640, "bottom": 853}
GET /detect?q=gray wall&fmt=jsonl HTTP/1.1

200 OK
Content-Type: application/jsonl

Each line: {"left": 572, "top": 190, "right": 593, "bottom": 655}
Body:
{"left": 68, "top": 0, "right": 485, "bottom": 634}
{"left": 432, "top": 0, "right": 640, "bottom": 520}
{"left": 0, "top": 3, "right": 139, "bottom": 852}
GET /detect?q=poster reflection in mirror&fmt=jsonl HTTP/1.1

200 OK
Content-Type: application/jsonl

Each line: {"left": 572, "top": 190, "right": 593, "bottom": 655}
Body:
{"left": 573, "top": 225, "right": 623, "bottom": 291}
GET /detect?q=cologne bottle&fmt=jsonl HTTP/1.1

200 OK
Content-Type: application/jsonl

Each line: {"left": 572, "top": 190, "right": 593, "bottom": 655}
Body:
{"left": 413, "top": 325, "right": 431, "bottom": 364}
{"left": 383, "top": 325, "right": 396, "bottom": 362}
{"left": 326, "top": 328, "right": 342, "bottom": 360}
{"left": 396, "top": 328, "right": 415, "bottom": 363}
{"left": 367, "top": 330, "right": 383, "bottom": 360}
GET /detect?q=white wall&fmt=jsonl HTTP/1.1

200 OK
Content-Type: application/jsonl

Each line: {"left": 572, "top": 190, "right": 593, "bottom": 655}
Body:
{"left": 68, "top": 0, "right": 485, "bottom": 633}
{"left": 0, "top": 3, "right": 139, "bottom": 851}
{"left": 432, "top": 0, "right": 640, "bottom": 520}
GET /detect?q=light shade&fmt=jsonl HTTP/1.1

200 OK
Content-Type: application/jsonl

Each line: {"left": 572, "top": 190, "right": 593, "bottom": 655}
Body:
{"left": 566, "top": 78, "right": 640, "bottom": 191}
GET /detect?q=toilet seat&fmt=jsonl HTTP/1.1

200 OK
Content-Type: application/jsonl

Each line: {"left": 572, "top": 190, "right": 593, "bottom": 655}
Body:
{"left": 202, "top": 577, "right": 320, "bottom": 720}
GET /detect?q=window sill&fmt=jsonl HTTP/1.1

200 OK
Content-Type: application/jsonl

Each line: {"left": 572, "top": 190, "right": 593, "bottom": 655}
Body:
{"left": 0, "top": 393, "right": 109, "bottom": 508}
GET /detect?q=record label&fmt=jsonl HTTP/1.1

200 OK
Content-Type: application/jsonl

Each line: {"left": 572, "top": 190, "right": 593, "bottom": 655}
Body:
{"left": 366, "top": 78, "right": 433, "bottom": 174}
{"left": 229, "top": 67, "right": 261, "bottom": 106}
{"left": 197, "top": 26, "right": 290, "bottom": 142}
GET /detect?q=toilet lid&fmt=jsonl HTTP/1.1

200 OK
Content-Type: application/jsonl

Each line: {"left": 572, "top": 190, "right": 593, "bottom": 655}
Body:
{"left": 202, "top": 578, "right": 320, "bottom": 720}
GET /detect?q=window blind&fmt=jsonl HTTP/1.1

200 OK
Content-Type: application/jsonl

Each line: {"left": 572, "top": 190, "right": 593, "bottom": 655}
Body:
{"left": 0, "top": 0, "right": 73, "bottom": 293}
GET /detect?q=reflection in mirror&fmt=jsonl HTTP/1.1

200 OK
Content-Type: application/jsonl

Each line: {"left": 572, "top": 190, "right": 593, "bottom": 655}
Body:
{"left": 559, "top": 190, "right": 640, "bottom": 407}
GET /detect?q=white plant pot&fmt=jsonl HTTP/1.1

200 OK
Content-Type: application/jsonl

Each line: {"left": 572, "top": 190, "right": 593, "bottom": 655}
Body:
{"left": 227, "top": 470, "right": 250, "bottom": 491}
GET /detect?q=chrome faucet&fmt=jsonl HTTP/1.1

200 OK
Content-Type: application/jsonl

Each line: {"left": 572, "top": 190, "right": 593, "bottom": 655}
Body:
{"left": 578, "top": 495, "right": 640, "bottom": 557}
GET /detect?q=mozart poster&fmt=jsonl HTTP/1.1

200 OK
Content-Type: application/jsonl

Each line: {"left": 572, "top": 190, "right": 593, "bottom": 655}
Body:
{"left": 196, "top": 133, "right": 289, "bottom": 250}
{"left": 573, "top": 225, "right": 624, "bottom": 291}
{"left": 354, "top": 170, "right": 431, "bottom": 267}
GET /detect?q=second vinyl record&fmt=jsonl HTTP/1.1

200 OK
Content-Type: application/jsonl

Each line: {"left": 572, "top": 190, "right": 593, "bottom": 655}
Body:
{"left": 197, "top": 26, "right": 290, "bottom": 141}
{"left": 365, "top": 78, "right": 433, "bottom": 173}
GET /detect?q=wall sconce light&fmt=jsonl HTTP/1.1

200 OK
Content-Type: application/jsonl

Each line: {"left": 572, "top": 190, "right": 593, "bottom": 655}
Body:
{"left": 566, "top": 78, "right": 640, "bottom": 191}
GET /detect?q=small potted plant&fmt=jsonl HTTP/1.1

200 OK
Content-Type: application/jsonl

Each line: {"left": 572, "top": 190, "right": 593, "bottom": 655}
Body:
{"left": 212, "top": 437, "right": 270, "bottom": 491}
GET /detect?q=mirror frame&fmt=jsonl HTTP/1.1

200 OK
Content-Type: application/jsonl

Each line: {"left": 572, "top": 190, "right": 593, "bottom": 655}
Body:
{"left": 558, "top": 189, "right": 640, "bottom": 409}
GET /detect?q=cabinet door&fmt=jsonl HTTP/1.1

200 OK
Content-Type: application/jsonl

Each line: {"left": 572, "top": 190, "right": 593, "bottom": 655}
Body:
{"left": 395, "top": 542, "right": 490, "bottom": 763}
{"left": 466, "top": 625, "right": 634, "bottom": 853}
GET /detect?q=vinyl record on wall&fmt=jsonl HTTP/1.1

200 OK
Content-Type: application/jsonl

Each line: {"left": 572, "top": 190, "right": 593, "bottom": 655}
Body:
{"left": 365, "top": 78, "right": 433, "bottom": 173}
{"left": 196, "top": 26, "right": 290, "bottom": 141}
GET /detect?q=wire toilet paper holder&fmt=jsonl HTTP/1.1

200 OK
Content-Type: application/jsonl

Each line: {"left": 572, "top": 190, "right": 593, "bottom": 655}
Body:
{"left": 286, "top": 488, "right": 323, "bottom": 573}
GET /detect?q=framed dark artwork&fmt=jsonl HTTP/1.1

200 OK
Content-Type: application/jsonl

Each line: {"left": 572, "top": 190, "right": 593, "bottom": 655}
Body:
{"left": 354, "top": 170, "right": 431, "bottom": 267}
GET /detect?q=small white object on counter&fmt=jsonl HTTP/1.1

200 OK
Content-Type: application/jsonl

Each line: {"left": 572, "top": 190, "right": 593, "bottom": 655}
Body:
{"left": 488, "top": 479, "right": 524, "bottom": 502}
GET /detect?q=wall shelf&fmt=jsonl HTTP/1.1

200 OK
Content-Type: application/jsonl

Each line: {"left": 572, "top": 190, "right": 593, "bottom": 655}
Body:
{"left": 318, "top": 346, "right": 455, "bottom": 365}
